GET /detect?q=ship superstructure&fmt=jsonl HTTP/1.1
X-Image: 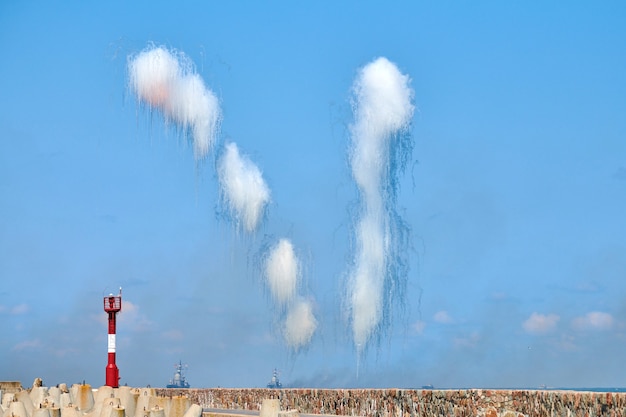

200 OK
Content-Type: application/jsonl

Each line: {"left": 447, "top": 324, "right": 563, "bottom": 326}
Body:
{"left": 266, "top": 369, "right": 282, "bottom": 389}
{"left": 167, "top": 361, "right": 190, "bottom": 388}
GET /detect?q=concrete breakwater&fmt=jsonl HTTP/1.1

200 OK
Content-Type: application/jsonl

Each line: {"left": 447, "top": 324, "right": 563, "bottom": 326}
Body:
{"left": 157, "top": 388, "right": 626, "bottom": 417}
{"left": 0, "top": 382, "right": 202, "bottom": 417}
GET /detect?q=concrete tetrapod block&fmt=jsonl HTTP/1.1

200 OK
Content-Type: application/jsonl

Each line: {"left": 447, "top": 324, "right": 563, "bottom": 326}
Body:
{"left": 2, "top": 393, "right": 15, "bottom": 409}
{"left": 30, "top": 387, "right": 48, "bottom": 408}
{"left": 48, "top": 407, "right": 60, "bottom": 417}
{"left": 134, "top": 389, "right": 156, "bottom": 417}
{"left": 59, "top": 393, "right": 72, "bottom": 409}
{"left": 260, "top": 399, "right": 280, "bottom": 417}
{"left": 42, "top": 396, "right": 57, "bottom": 409}
{"left": 59, "top": 392, "right": 72, "bottom": 408}
{"left": 149, "top": 406, "right": 165, "bottom": 417}
{"left": 48, "top": 388, "right": 61, "bottom": 407}
{"left": 33, "top": 407, "right": 52, "bottom": 417}
{"left": 16, "top": 390, "right": 35, "bottom": 417}
{"left": 168, "top": 396, "right": 190, "bottom": 417}
{"left": 61, "top": 406, "right": 80, "bottom": 417}
{"left": 115, "top": 386, "right": 137, "bottom": 417}
{"left": 9, "top": 400, "right": 29, "bottom": 417}
{"left": 93, "top": 385, "right": 116, "bottom": 417}
{"left": 109, "top": 406, "right": 125, "bottom": 417}
{"left": 95, "top": 387, "right": 115, "bottom": 404}
{"left": 69, "top": 385, "right": 78, "bottom": 404}
{"left": 181, "top": 404, "right": 201, "bottom": 417}
{"left": 98, "top": 397, "right": 122, "bottom": 417}
{"left": 147, "top": 396, "right": 169, "bottom": 417}
{"left": 72, "top": 384, "right": 94, "bottom": 412}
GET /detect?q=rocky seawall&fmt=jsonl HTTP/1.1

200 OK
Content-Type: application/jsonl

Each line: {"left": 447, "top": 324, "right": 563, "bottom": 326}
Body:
{"left": 157, "top": 388, "right": 626, "bottom": 417}
{"left": 4, "top": 382, "right": 625, "bottom": 417}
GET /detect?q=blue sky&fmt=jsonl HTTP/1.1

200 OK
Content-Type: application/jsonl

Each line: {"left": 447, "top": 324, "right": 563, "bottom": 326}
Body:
{"left": 1, "top": 1, "right": 626, "bottom": 389}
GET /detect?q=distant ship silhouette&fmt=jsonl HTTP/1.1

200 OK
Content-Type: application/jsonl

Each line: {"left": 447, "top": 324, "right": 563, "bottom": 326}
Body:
{"left": 266, "top": 369, "right": 282, "bottom": 388}
{"left": 167, "top": 361, "right": 190, "bottom": 388}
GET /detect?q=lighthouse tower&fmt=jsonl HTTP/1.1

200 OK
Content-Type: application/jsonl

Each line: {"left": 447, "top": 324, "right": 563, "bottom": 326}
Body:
{"left": 103, "top": 288, "right": 122, "bottom": 387}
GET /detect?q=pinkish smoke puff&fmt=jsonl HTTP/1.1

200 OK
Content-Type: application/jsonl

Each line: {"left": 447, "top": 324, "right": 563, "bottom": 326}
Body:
{"left": 128, "top": 45, "right": 221, "bottom": 159}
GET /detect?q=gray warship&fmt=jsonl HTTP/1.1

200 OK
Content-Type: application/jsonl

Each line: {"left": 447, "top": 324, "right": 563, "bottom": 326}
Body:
{"left": 167, "top": 361, "right": 190, "bottom": 388}
{"left": 266, "top": 369, "right": 282, "bottom": 389}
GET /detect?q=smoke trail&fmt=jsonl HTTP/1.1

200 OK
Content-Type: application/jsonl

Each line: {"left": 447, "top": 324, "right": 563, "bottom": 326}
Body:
{"left": 217, "top": 142, "right": 270, "bottom": 233}
{"left": 264, "top": 238, "right": 299, "bottom": 307}
{"left": 283, "top": 298, "right": 317, "bottom": 350}
{"left": 127, "top": 45, "right": 221, "bottom": 159}
{"left": 346, "top": 57, "right": 414, "bottom": 351}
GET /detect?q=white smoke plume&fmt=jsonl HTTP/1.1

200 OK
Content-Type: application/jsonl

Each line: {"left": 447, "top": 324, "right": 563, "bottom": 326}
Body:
{"left": 128, "top": 45, "right": 221, "bottom": 159}
{"left": 217, "top": 142, "right": 271, "bottom": 233}
{"left": 283, "top": 298, "right": 317, "bottom": 350}
{"left": 264, "top": 238, "right": 299, "bottom": 307}
{"left": 346, "top": 57, "right": 414, "bottom": 350}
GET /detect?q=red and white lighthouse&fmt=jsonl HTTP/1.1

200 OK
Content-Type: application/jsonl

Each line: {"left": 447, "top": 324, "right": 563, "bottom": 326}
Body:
{"left": 103, "top": 288, "right": 122, "bottom": 387}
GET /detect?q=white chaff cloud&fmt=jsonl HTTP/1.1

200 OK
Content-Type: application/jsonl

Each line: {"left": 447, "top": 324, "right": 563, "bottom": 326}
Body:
{"left": 264, "top": 238, "right": 299, "bottom": 307}
{"left": 283, "top": 298, "right": 318, "bottom": 350}
{"left": 217, "top": 142, "right": 270, "bottom": 233}
{"left": 128, "top": 45, "right": 221, "bottom": 159}
{"left": 262, "top": 238, "right": 318, "bottom": 350}
{"left": 346, "top": 57, "right": 414, "bottom": 350}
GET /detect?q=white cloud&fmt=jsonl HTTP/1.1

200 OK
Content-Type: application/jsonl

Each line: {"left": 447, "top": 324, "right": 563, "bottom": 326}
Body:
{"left": 552, "top": 334, "right": 579, "bottom": 352}
{"left": 11, "top": 303, "right": 29, "bottom": 315}
{"left": 51, "top": 347, "right": 80, "bottom": 357}
{"left": 119, "top": 300, "right": 153, "bottom": 332}
{"left": 572, "top": 311, "right": 614, "bottom": 331}
{"left": 412, "top": 320, "right": 426, "bottom": 334}
{"left": 162, "top": 329, "right": 184, "bottom": 341}
{"left": 12, "top": 338, "right": 41, "bottom": 351}
{"left": 490, "top": 292, "right": 508, "bottom": 300}
{"left": 523, "top": 312, "right": 560, "bottom": 334}
{"left": 454, "top": 332, "right": 480, "bottom": 349}
{"left": 433, "top": 310, "right": 453, "bottom": 324}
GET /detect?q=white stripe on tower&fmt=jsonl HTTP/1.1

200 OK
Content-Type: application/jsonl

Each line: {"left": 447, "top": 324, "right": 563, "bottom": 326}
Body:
{"left": 108, "top": 333, "right": 116, "bottom": 353}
